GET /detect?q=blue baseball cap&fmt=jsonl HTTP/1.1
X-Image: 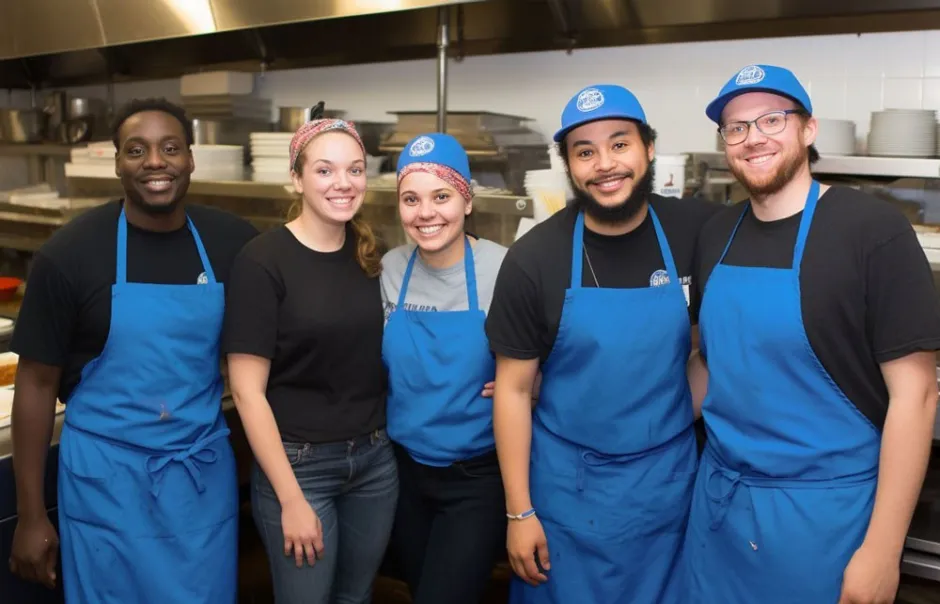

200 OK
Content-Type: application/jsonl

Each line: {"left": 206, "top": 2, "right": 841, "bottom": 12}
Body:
{"left": 706, "top": 64, "right": 812, "bottom": 124}
{"left": 553, "top": 84, "right": 647, "bottom": 143}
{"left": 397, "top": 132, "right": 471, "bottom": 182}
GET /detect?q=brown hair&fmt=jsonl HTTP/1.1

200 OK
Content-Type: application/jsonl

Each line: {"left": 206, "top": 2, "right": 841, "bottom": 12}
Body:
{"left": 288, "top": 136, "right": 382, "bottom": 278}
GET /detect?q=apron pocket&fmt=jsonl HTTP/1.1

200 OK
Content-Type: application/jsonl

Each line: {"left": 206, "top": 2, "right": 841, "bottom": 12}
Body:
{"left": 58, "top": 430, "right": 132, "bottom": 528}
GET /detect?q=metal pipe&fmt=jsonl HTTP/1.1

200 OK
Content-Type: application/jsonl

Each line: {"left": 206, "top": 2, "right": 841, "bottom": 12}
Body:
{"left": 436, "top": 6, "right": 450, "bottom": 133}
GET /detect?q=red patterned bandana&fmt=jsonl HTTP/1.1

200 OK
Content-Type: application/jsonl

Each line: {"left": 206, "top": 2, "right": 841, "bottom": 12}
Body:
{"left": 397, "top": 162, "right": 474, "bottom": 201}
{"left": 289, "top": 119, "right": 366, "bottom": 172}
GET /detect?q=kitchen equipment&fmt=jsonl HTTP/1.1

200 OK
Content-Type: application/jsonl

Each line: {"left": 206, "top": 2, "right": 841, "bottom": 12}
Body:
{"left": 380, "top": 111, "right": 548, "bottom": 194}
{"left": 43, "top": 91, "right": 67, "bottom": 142}
{"left": 182, "top": 94, "right": 272, "bottom": 122}
{"left": 278, "top": 103, "right": 345, "bottom": 132}
{"left": 191, "top": 117, "right": 270, "bottom": 150}
{"left": 0, "top": 108, "right": 45, "bottom": 142}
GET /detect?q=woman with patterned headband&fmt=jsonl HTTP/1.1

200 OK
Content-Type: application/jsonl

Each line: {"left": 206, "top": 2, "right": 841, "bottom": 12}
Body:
{"left": 381, "top": 133, "right": 509, "bottom": 604}
{"left": 223, "top": 118, "right": 397, "bottom": 603}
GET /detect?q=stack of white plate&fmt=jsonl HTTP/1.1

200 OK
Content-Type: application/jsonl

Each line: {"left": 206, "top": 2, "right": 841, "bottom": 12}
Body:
{"left": 191, "top": 144, "right": 245, "bottom": 181}
{"left": 814, "top": 118, "right": 856, "bottom": 156}
{"left": 250, "top": 132, "right": 292, "bottom": 183}
{"left": 868, "top": 109, "right": 937, "bottom": 157}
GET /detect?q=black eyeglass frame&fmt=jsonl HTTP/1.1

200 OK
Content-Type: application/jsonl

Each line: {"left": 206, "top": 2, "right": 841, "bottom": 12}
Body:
{"left": 718, "top": 109, "right": 806, "bottom": 146}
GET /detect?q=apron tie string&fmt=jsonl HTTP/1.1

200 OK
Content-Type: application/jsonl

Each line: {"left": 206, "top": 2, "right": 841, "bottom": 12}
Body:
{"left": 146, "top": 429, "right": 230, "bottom": 497}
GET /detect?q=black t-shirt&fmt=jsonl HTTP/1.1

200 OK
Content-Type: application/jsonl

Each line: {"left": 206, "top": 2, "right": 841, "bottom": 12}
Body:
{"left": 11, "top": 200, "right": 260, "bottom": 403}
{"left": 485, "top": 195, "right": 724, "bottom": 362}
{"left": 221, "top": 226, "right": 388, "bottom": 444}
{"left": 692, "top": 185, "right": 940, "bottom": 430}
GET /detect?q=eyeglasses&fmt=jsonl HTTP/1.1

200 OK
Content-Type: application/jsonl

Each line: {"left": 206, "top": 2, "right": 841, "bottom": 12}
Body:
{"left": 718, "top": 110, "right": 804, "bottom": 146}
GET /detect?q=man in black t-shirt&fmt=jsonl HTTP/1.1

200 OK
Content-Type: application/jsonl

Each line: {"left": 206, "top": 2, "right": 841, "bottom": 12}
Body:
{"left": 7, "top": 98, "right": 257, "bottom": 603}
{"left": 485, "top": 85, "right": 719, "bottom": 604}
{"left": 684, "top": 64, "right": 940, "bottom": 604}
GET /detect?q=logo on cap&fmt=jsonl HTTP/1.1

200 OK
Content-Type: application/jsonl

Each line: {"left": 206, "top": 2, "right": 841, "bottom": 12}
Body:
{"left": 409, "top": 136, "right": 435, "bottom": 157}
{"left": 576, "top": 88, "right": 605, "bottom": 113}
{"left": 735, "top": 65, "right": 765, "bottom": 86}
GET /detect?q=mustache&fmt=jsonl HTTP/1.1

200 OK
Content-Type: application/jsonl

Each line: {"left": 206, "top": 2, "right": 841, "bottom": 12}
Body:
{"left": 587, "top": 172, "right": 633, "bottom": 186}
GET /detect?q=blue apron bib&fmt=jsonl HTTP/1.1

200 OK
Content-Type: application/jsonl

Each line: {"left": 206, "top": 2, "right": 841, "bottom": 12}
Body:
{"left": 511, "top": 208, "right": 698, "bottom": 604}
{"left": 57, "top": 207, "right": 239, "bottom": 604}
{"left": 685, "top": 181, "right": 881, "bottom": 603}
{"left": 383, "top": 236, "right": 496, "bottom": 466}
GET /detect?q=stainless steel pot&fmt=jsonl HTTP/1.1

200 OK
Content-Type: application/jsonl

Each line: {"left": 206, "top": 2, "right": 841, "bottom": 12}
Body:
{"left": 278, "top": 105, "right": 346, "bottom": 132}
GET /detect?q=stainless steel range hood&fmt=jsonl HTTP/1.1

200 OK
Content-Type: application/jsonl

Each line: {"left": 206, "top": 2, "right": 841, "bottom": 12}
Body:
{"left": 5, "top": 0, "right": 940, "bottom": 89}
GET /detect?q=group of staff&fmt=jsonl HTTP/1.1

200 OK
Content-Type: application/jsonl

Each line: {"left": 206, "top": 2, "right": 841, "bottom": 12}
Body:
{"left": 6, "top": 61, "right": 940, "bottom": 604}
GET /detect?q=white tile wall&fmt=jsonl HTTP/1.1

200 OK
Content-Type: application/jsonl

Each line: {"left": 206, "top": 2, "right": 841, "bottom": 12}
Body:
{"left": 2, "top": 28, "right": 940, "bottom": 190}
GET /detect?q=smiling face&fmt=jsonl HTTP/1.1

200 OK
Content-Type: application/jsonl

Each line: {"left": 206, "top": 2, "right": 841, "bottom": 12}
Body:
{"left": 564, "top": 119, "right": 655, "bottom": 224}
{"left": 399, "top": 171, "right": 470, "bottom": 259}
{"left": 115, "top": 110, "right": 194, "bottom": 215}
{"left": 291, "top": 131, "right": 367, "bottom": 226}
{"left": 721, "top": 92, "right": 816, "bottom": 198}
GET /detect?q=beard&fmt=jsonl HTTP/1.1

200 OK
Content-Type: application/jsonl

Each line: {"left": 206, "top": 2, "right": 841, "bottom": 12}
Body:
{"left": 729, "top": 143, "right": 808, "bottom": 199}
{"left": 567, "top": 160, "right": 655, "bottom": 225}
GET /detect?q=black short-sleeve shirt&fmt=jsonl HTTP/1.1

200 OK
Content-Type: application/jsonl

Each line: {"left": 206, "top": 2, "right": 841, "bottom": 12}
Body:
{"left": 485, "top": 195, "right": 724, "bottom": 362}
{"left": 221, "top": 226, "right": 388, "bottom": 444}
{"left": 691, "top": 185, "right": 940, "bottom": 430}
{"left": 10, "top": 200, "right": 259, "bottom": 403}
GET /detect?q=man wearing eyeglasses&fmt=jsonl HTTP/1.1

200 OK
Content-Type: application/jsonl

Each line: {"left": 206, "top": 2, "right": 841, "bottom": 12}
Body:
{"left": 684, "top": 64, "right": 940, "bottom": 603}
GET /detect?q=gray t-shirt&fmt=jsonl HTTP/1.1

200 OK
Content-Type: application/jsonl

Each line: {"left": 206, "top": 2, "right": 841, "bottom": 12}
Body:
{"left": 381, "top": 238, "right": 508, "bottom": 323}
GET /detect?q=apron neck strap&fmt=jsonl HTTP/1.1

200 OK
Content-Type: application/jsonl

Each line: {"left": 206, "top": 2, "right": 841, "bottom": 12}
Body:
{"left": 398, "top": 236, "right": 479, "bottom": 311}
{"left": 792, "top": 179, "right": 821, "bottom": 271}
{"left": 116, "top": 206, "right": 217, "bottom": 285}
{"left": 715, "top": 179, "right": 821, "bottom": 271}
{"left": 570, "top": 206, "right": 679, "bottom": 288}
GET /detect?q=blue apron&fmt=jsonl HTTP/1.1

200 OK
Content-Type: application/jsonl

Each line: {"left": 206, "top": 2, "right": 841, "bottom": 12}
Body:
{"left": 511, "top": 209, "right": 698, "bottom": 604}
{"left": 57, "top": 207, "right": 239, "bottom": 604}
{"left": 383, "top": 236, "right": 495, "bottom": 466}
{"left": 686, "top": 180, "right": 880, "bottom": 603}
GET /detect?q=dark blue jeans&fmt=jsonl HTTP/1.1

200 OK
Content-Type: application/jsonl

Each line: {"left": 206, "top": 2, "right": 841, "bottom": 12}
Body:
{"left": 251, "top": 429, "right": 399, "bottom": 604}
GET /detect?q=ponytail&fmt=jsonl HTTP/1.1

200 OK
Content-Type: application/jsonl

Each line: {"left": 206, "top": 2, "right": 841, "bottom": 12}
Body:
{"left": 350, "top": 213, "right": 382, "bottom": 278}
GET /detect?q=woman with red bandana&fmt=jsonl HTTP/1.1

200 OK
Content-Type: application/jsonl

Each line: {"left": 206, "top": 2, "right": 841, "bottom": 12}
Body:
{"left": 381, "top": 133, "right": 509, "bottom": 604}
{"left": 223, "top": 118, "right": 397, "bottom": 604}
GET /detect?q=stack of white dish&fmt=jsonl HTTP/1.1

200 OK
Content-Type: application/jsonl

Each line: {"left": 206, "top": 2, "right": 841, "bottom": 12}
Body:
{"left": 191, "top": 144, "right": 245, "bottom": 181}
{"left": 814, "top": 118, "right": 856, "bottom": 156}
{"left": 868, "top": 109, "right": 937, "bottom": 157}
{"left": 250, "top": 132, "right": 293, "bottom": 183}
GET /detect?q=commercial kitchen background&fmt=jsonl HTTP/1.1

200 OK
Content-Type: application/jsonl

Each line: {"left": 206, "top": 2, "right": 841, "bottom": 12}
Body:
{"left": 2, "top": 29, "right": 937, "bottom": 190}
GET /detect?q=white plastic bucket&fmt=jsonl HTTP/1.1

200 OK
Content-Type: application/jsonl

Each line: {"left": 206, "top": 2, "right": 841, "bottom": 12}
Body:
{"left": 653, "top": 154, "right": 688, "bottom": 198}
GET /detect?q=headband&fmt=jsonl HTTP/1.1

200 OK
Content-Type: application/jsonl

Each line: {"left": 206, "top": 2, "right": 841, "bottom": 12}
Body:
{"left": 289, "top": 118, "right": 366, "bottom": 171}
{"left": 397, "top": 162, "right": 474, "bottom": 201}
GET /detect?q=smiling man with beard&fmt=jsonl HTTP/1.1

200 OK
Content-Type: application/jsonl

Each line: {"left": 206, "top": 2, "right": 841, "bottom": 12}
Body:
{"left": 684, "top": 65, "right": 940, "bottom": 604}
{"left": 8, "top": 98, "right": 258, "bottom": 603}
{"left": 485, "top": 84, "right": 721, "bottom": 604}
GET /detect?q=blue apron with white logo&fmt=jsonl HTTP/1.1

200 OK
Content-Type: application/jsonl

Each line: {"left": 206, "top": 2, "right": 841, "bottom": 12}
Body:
{"left": 57, "top": 207, "right": 238, "bottom": 603}
{"left": 685, "top": 180, "right": 880, "bottom": 602}
{"left": 383, "top": 236, "right": 496, "bottom": 466}
{"left": 510, "top": 208, "right": 697, "bottom": 604}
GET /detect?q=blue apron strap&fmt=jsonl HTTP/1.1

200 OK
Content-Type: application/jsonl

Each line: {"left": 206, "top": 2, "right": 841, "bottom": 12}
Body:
{"left": 117, "top": 207, "right": 129, "bottom": 285}
{"left": 463, "top": 236, "right": 480, "bottom": 312}
{"left": 717, "top": 204, "right": 749, "bottom": 265}
{"left": 791, "top": 180, "right": 821, "bottom": 273}
{"left": 570, "top": 211, "right": 586, "bottom": 290}
{"left": 398, "top": 247, "right": 420, "bottom": 308}
{"left": 117, "top": 208, "right": 217, "bottom": 284}
{"left": 186, "top": 216, "right": 217, "bottom": 284}
{"left": 647, "top": 206, "right": 680, "bottom": 285}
